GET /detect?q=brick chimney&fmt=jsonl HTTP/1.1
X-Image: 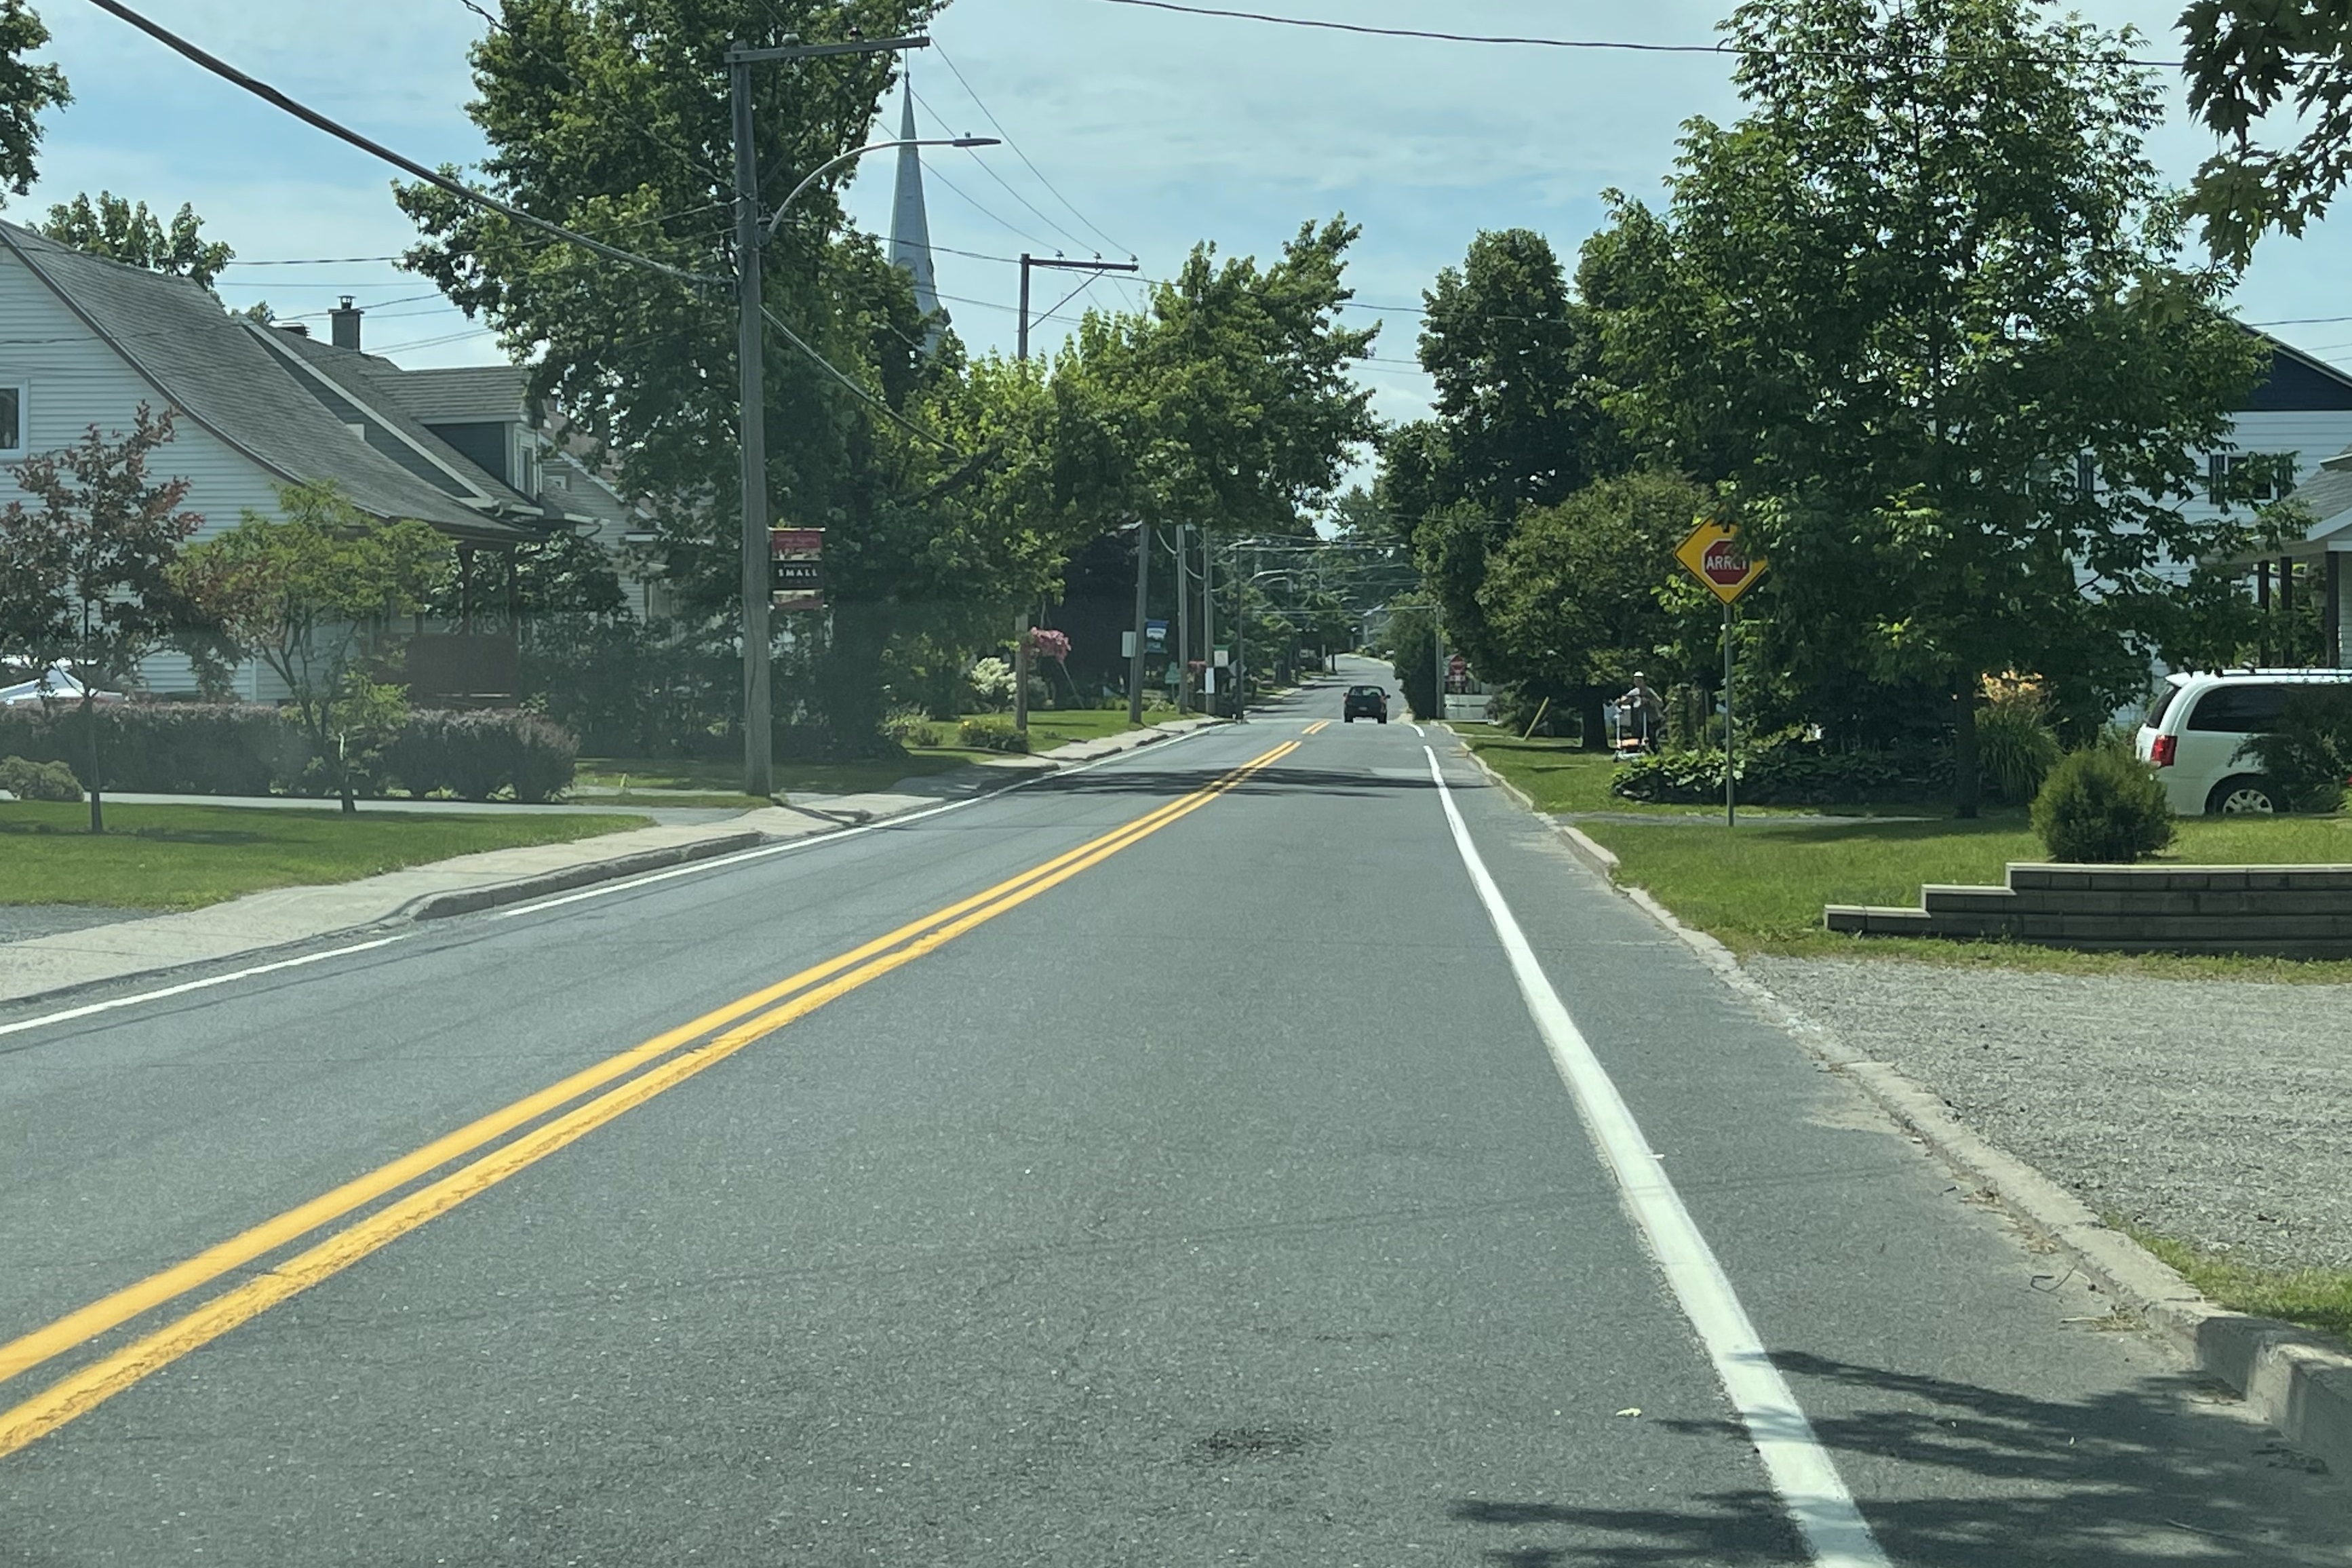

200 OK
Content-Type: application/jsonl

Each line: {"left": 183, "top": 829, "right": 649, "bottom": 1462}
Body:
{"left": 330, "top": 296, "right": 362, "bottom": 351}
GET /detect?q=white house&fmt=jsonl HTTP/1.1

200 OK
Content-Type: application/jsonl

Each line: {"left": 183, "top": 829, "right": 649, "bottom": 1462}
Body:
{"left": 2199, "top": 333, "right": 2352, "bottom": 667}
{"left": 0, "top": 219, "right": 649, "bottom": 699}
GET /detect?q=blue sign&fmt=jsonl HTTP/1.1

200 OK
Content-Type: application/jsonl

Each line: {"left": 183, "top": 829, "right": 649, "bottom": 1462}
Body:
{"left": 1145, "top": 619, "right": 1168, "bottom": 654}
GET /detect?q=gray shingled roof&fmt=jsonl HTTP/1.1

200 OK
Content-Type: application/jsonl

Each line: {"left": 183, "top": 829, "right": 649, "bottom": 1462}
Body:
{"left": 385, "top": 365, "right": 532, "bottom": 425}
{"left": 2290, "top": 463, "right": 2352, "bottom": 541}
{"left": 0, "top": 221, "right": 538, "bottom": 543}
{"left": 258, "top": 330, "right": 544, "bottom": 516}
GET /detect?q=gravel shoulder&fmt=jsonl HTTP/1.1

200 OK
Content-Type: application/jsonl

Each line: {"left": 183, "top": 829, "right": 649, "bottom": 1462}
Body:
{"left": 1744, "top": 954, "right": 2352, "bottom": 1274}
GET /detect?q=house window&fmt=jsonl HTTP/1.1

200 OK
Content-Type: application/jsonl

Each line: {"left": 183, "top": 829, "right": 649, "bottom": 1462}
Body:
{"left": 2075, "top": 452, "right": 2095, "bottom": 496}
{"left": 0, "top": 384, "right": 24, "bottom": 454}
{"left": 2209, "top": 451, "right": 2298, "bottom": 504}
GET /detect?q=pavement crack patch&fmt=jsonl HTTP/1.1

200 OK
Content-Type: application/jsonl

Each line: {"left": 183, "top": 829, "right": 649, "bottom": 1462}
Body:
{"left": 1184, "top": 1422, "right": 1329, "bottom": 1466}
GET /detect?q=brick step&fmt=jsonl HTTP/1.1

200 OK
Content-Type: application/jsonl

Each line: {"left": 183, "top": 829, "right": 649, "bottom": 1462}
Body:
{"left": 1826, "top": 861, "right": 2352, "bottom": 956}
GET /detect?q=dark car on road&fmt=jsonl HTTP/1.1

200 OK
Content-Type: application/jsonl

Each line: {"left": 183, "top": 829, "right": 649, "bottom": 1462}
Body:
{"left": 1343, "top": 685, "right": 1389, "bottom": 723}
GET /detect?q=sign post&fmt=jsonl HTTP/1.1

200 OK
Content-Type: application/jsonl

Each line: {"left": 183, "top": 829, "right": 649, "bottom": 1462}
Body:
{"left": 1674, "top": 520, "right": 1769, "bottom": 827}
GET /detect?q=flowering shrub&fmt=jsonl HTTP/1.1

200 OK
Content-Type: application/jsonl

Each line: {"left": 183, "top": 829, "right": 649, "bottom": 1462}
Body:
{"left": 1026, "top": 627, "right": 1071, "bottom": 663}
{"left": 968, "top": 656, "right": 1015, "bottom": 711}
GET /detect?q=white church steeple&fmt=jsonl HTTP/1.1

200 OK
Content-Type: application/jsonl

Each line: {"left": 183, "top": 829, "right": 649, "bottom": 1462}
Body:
{"left": 887, "top": 81, "right": 943, "bottom": 340}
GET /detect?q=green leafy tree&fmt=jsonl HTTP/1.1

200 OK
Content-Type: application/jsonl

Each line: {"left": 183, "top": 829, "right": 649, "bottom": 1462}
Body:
{"left": 1415, "top": 229, "right": 1620, "bottom": 519}
{"left": 1585, "top": 0, "right": 2271, "bottom": 815}
{"left": 1479, "top": 471, "right": 1718, "bottom": 746}
{"left": 0, "top": 1, "right": 66, "bottom": 201}
{"left": 1063, "top": 219, "right": 1379, "bottom": 538}
{"left": 0, "top": 406, "right": 205, "bottom": 832}
{"left": 2181, "top": 1, "right": 2352, "bottom": 264}
{"left": 172, "top": 486, "right": 453, "bottom": 813}
{"left": 1379, "top": 229, "right": 1622, "bottom": 682}
{"left": 39, "top": 192, "right": 234, "bottom": 289}
{"left": 397, "top": 0, "right": 957, "bottom": 747}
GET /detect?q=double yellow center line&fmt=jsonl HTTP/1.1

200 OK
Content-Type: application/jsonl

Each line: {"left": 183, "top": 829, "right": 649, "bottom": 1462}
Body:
{"left": 1304, "top": 720, "right": 1332, "bottom": 735}
{"left": 0, "top": 737, "right": 1300, "bottom": 1459}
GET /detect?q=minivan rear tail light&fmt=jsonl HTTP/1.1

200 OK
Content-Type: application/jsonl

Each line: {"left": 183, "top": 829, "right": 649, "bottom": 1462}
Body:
{"left": 2150, "top": 734, "right": 2176, "bottom": 768}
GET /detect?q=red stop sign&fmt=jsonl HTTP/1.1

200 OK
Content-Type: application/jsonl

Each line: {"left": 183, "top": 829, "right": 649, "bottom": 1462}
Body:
{"left": 1701, "top": 538, "right": 1750, "bottom": 585}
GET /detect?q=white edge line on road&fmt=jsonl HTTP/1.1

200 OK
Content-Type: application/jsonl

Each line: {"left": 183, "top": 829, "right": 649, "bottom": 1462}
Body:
{"left": 1410, "top": 723, "right": 1425, "bottom": 737}
{"left": 0, "top": 727, "right": 1224, "bottom": 1042}
{"left": 1422, "top": 745, "right": 1890, "bottom": 1568}
{"left": 0, "top": 937, "right": 412, "bottom": 1042}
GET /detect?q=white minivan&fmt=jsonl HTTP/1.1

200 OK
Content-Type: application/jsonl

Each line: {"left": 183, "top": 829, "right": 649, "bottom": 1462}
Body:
{"left": 2134, "top": 668, "right": 2352, "bottom": 815}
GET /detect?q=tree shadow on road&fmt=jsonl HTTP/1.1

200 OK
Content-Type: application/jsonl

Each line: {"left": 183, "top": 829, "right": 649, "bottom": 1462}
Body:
{"left": 1451, "top": 1350, "right": 2343, "bottom": 1566}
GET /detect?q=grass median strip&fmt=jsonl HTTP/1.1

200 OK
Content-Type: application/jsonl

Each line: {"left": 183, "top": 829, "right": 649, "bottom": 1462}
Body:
{"left": 0, "top": 739, "right": 1297, "bottom": 1459}
{"left": 0, "top": 802, "right": 653, "bottom": 911}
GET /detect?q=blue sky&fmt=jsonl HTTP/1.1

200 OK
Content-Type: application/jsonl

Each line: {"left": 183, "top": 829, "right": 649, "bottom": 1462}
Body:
{"left": 18, "top": 0, "right": 2352, "bottom": 447}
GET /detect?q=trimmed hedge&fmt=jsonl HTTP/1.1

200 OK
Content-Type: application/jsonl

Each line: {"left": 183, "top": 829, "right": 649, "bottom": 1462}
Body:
{"left": 0, "top": 704, "right": 301, "bottom": 796}
{"left": 384, "top": 710, "right": 577, "bottom": 804}
{"left": 0, "top": 703, "right": 575, "bottom": 802}
{"left": 1611, "top": 728, "right": 1952, "bottom": 806}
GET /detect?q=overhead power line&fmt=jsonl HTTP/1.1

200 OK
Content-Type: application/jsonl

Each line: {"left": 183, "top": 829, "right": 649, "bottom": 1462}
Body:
{"left": 1094, "top": 0, "right": 2187, "bottom": 68}
{"left": 760, "top": 304, "right": 958, "bottom": 454}
{"left": 930, "top": 44, "right": 1133, "bottom": 261}
{"left": 222, "top": 254, "right": 403, "bottom": 267}
{"left": 909, "top": 85, "right": 1095, "bottom": 256}
{"left": 925, "top": 160, "right": 1063, "bottom": 252}
{"left": 81, "top": 0, "right": 728, "bottom": 290}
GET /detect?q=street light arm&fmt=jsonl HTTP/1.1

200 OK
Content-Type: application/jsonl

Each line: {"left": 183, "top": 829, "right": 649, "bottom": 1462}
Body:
{"left": 763, "top": 136, "right": 999, "bottom": 243}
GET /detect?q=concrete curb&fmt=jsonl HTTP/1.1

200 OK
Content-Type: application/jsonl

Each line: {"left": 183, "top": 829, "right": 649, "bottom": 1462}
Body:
{"left": 401, "top": 830, "right": 770, "bottom": 920}
{"left": 1464, "top": 732, "right": 2352, "bottom": 1476}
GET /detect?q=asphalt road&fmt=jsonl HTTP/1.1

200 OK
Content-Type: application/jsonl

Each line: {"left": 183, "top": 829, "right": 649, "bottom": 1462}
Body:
{"left": 1, "top": 657, "right": 2344, "bottom": 1566}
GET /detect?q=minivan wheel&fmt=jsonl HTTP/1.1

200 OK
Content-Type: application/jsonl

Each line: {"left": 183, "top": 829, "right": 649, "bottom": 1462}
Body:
{"left": 2207, "top": 776, "right": 2280, "bottom": 815}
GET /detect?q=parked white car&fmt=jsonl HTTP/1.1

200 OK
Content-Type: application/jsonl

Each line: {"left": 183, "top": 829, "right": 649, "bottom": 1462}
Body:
{"left": 0, "top": 665, "right": 124, "bottom": 707}
{"left": 2134, "top": 668, "right": 2352, "bottom": 815}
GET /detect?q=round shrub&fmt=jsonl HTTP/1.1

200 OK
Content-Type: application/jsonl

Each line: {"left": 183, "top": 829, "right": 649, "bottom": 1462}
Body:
{"left": 957, "top": 718, "right": 1030, "bottom": 754}
{"left": 508, "top": 713, "right": 579, "bottom": 804}
{"left": 2030, "top": 746, "right": 2174, "bottom": 863}
{"left": 0, "top": 754, "right": 85, "bottom": 802}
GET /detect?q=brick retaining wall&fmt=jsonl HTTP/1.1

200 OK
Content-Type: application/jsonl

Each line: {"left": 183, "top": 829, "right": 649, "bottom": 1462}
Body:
{"left": 1825, "top": 863, "right": 2352, "bottom": 956}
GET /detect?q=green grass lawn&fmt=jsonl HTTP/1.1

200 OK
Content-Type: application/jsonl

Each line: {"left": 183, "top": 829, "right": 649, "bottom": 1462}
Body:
{"left": 1453, "top": 724, "right": 1940, "bottom": 819}
{"left": 1577, "top": 810, "right": 2352, "bottom": 980}
{"left": 0, "top": 802, "right": 652, "bottom": 911}
{"left": 2119, "top": 1221, "right": 2352, "bottom": 1351}
{"left": 1456, "top": 721, "right": 2352, "bottom": 979}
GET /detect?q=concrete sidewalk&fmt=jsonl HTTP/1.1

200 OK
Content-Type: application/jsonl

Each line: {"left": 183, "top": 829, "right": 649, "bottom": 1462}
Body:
{"left": 0, "top": 718, "right": 1217, "bottom": 1010}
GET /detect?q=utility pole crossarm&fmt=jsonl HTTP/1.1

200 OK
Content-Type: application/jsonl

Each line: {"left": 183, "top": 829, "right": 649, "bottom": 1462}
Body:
{"left": 1016, "top": 255, "right": 1143, "bottom": 362}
